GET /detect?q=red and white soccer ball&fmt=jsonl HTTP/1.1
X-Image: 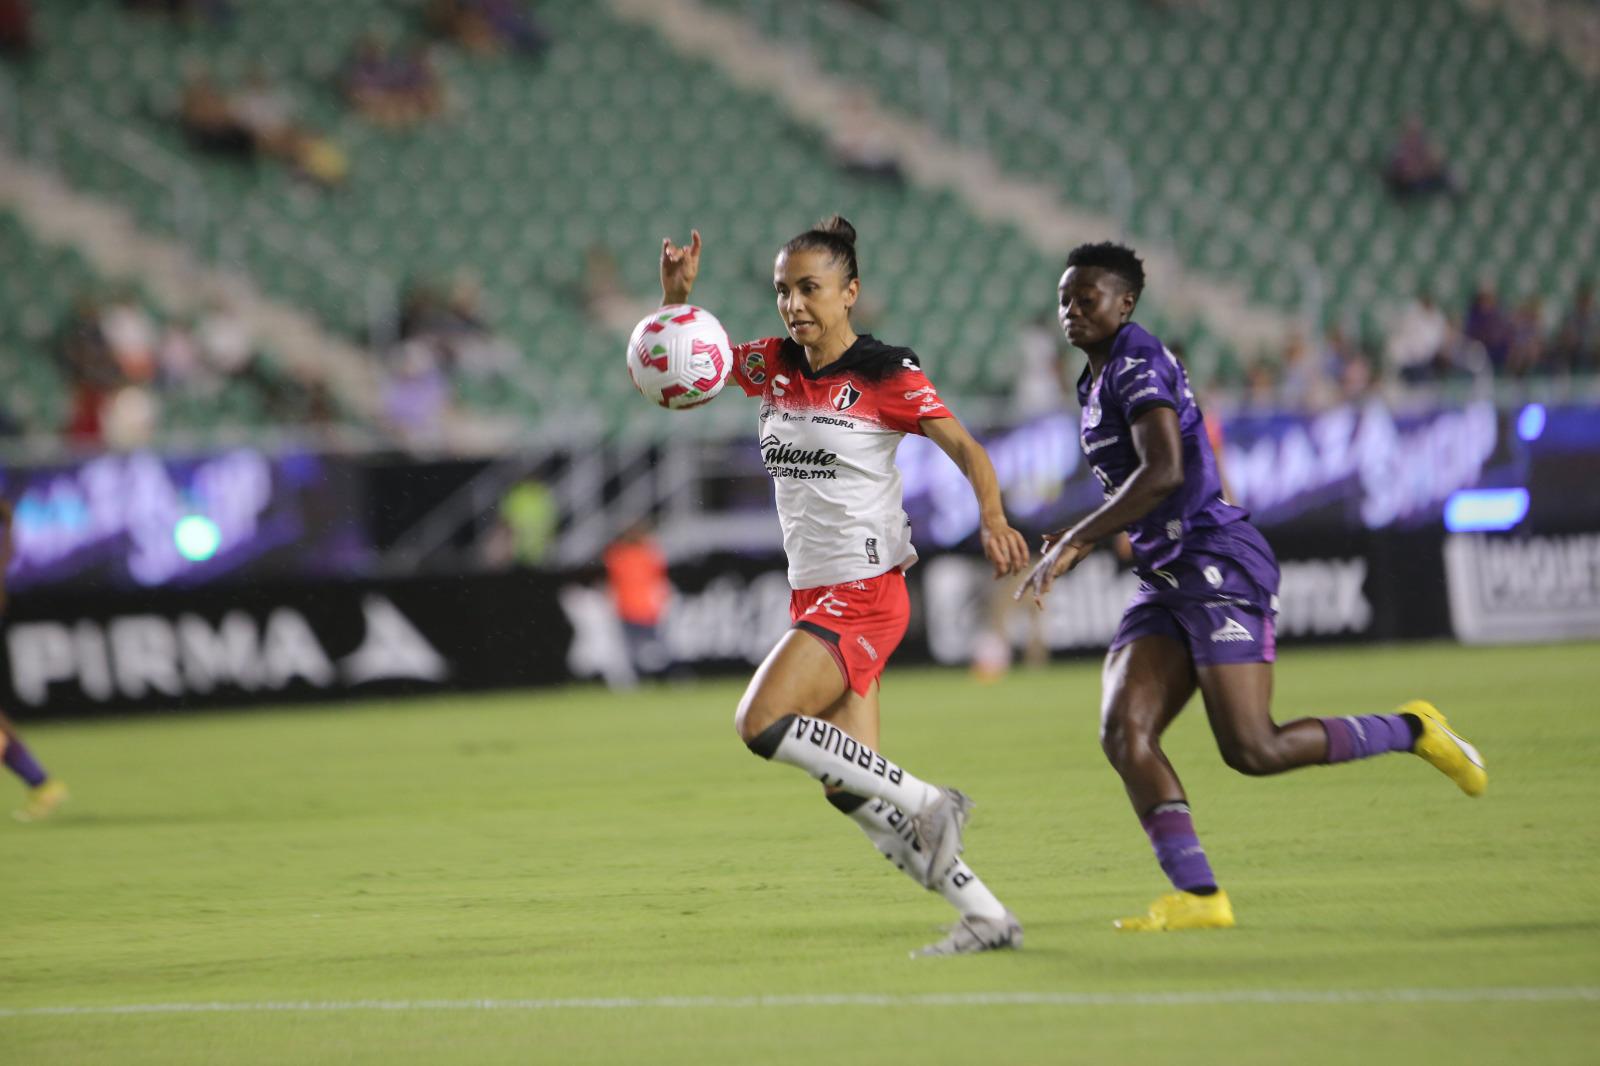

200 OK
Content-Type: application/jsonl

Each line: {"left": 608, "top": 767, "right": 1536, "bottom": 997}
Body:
{"left": 626, "top": 304, "right": 733, "bottom": 410}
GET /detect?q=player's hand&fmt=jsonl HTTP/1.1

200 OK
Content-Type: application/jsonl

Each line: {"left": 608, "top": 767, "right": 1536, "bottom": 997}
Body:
{"left": 1016, "top": 531, "right": 1093, "bottom": 607}
{"left": 660, "top": 229, "right": 701, "bottom": 305}
{"left": 979, "top": 517, "right": 1030, "bottom": 578}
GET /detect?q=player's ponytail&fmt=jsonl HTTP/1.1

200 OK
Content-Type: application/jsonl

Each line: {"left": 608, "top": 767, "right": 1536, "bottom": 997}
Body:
{"left": 782, "top": 214, "right": 860, "bottom": 284}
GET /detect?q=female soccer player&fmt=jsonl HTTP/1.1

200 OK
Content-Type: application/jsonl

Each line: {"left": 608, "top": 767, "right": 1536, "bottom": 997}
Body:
{"left": 1022, "top": 242, "right": 1486, "bottom": 931}
{"left": 660, "top": 218, "right": 1031, "bottom": 956}
{"left": 0, "top": 500, "right": 68, "bottom": 822}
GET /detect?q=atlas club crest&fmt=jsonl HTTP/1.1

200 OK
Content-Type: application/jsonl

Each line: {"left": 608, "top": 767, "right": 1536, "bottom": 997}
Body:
{"left": 829, "top": 381, "right": 862, "bottom": 411}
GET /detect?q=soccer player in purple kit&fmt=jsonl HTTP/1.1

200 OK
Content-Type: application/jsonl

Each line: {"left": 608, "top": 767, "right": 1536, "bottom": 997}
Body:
{"left": 0, "top": 500, "right": 68, "bottom": 821}
{"left": 1021, "top": 242, "right": 1486, "bottom": 932}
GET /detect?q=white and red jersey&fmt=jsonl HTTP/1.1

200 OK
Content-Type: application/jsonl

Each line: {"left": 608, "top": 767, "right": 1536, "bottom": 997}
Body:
{"left": 730, "top": 333, "right": 952, "bottom": 589}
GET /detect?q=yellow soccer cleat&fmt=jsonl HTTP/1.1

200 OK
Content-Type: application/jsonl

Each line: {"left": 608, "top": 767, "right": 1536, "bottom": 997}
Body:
{"left": 1400, "top": 700, "right": 1486, "bottom": 797}
{"left": 13, "top": 779, "right": 69, "bottom": 823}
{"left": 1114, "top": 889, "right": 1235, "bottom": 932}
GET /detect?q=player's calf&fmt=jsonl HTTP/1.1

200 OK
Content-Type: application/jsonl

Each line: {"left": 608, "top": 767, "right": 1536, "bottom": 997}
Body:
{"left": 745, "top": 712, "right": 941, "bottom": 820}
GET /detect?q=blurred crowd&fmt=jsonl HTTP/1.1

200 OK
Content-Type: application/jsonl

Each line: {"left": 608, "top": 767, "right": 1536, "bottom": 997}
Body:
{"left": 179, "top": 64, "right": 349, "bottom": 189}
{"left": 379, "top": 274, "right": 521, "bottom": 443}
{"left": 1238, "top": 280, "right": 1599, "bottom": 413}
{"left": 53, "top": 289, "right": 333, "bottom": 448}
{"left": 1006, "top": 278, "right": 1598, "bottom": 423}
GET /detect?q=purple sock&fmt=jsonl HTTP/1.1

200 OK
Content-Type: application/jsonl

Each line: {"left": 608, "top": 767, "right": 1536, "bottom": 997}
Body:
{"left": 2, "top": 736, "right": 49, "bottom": 788}
{"left": 1320, "top": 714, "right": 1415, "bottom": 764}
{"left": 1140, "top": 802, "right": 1216, "bottom": 894}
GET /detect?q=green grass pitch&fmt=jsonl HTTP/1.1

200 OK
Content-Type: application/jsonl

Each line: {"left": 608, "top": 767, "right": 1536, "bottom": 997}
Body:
{"left": 3, "top": 641, "right": 1598, "bottom": 1064}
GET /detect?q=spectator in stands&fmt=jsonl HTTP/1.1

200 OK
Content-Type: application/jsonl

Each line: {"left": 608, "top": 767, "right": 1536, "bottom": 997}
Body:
{"left": 57, "top": 295, "right": 119, "bottom": 442}
{"left": 1242, "top": 356, "right": 1277, "bottom": 410}
{"left": 829, "top": 91, "right": 905, "bottom": 187}
{"left": 1552, "top": 279, "right": 1598, "bottom": 374}
{"left": 1464, "top": 283, "right": 1512, "bottom": 372}
{"left": 197, "top": 296, "right": 256, "bottom": 379}
{"left": 1382, "top": 116, "right": 1458, "bottom": 200}
{"left": 1385, "top": 289, "right": 1449, "bottom": 384}
{"left": 179, "top": 65, "right": 254, "bottom": 159}
{"left": 1505, "top": 297, "right": 1549, "bottom": 378}
{"left": 100, "top": 384, "right": 160, "bottom": 449}
{"left": 425, "top": 0, "right": 551, "bottom": 59}
{"left": 1010, "top": 311, "right": 1072, "bottom": 419}
{"left": 383, "top": 340, "right": 452, "bottom": 443}
{"left": 157, "top": 315, "right": 208, "bottom": 392}
{"left": 232, "top": 65, "right": 297, "bottom": 157}
{"left": 0, "top": 0, "right": 34, "bottom": 60}
{"left": 399, "top": 274, "right": 515, "bottom": 380}
{"left": 343, "top": 35, "right": 445, "bottom": 127}
{"left": 1277, "top": 329, "right": 1338, "bottom": 410}
{"left": 99, "top": 290, "right": 159, "bottom": 386}
{"left": 1324, "top": 324, "right": 1375, "bottom": 402}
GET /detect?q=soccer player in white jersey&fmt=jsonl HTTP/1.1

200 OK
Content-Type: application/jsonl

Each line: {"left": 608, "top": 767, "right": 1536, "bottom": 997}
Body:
{"left": 660, "top": 217, "right": 1032, "bottom": 956}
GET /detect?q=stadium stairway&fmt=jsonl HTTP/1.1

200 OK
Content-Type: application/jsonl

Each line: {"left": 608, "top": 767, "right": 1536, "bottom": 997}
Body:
{"left": 7, "top": 0, "right": 1258, "bottom": 431}
{"left": 0, "top": 149, "right": 386, "bottom": 437}
{"left": 609, "top": 0, "right": 1296, "bottom": 358}
{"left": 730, "top": 0, "right": 1600, "bottom": 340}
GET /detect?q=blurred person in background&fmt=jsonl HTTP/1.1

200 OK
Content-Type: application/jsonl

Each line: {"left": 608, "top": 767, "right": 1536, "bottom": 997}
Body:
{"left": 1553, "top": 279, "right": 1598, "bottom": 374}
{"left": 197, "top": 295, "right": 254, "bottom": 379}
{"left": 1382, "top": 116, "right": 1458, "bottom": 200}
{"left": 1385, "top": 289, "right": 1449, "bottom": 385}
{"left": 343, "top": 34, "right": 445, "bottom": 127}
{"left": 1505, "top": 297, "right": 1549, "bottom": 378}
{"left": 1276, "top": 330, "right": 1337, "bottom": 410}
{"left": 1464, "top": 283, "right": 1512, "bottom": 373}
{"left": 1010, "top": 310, "right": 1072, "bottom": 419}
{"left": 0, "top": 501, "right": 69, "bottom": 822}
{"left": 828, "top": 91, "right": 905, "bottom": 188}
{"left": 603, "top": 523, "right": 672, "bottom": 681}
{"left": 382, "top": 339, "right": 452, "bottom": 443}
{"left": 425, "top": 0, "right": 551, "bottom": 59}
{"left": 99, "top": 289, "right": 159, "bottom": 386}
{"left": 179, "top": 64, "right": 255, "bottom": 159}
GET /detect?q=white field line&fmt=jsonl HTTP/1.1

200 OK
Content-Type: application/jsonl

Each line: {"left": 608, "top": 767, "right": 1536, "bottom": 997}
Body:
{"left": 3, "top": 987, "right": 1597, "bottom": 1018}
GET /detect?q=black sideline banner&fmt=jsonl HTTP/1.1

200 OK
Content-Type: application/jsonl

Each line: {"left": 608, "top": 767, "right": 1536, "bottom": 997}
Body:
{"left": 1, "top": 529, "right": 1560, "bottom": 720}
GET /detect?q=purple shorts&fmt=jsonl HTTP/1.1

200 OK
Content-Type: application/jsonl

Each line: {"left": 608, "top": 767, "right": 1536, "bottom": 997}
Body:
{"left": 1109, "top": 522, "right": 1280, "bottom": 667}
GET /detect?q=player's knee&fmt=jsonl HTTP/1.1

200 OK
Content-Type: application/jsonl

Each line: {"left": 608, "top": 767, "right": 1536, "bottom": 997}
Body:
{"left": 1219, "top": 737, "right": 1285, "bottom": 777}
{"left": 734, "top": 693, "right": 790, "bottom": 750}
{"left": 1100, "top": 719, "right": 1151, "bottom": 773}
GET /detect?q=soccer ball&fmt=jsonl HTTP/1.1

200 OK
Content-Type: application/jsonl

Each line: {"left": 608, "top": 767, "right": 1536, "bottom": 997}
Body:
{"left": 626, "top": 304, "right": 733, "bottom": 410}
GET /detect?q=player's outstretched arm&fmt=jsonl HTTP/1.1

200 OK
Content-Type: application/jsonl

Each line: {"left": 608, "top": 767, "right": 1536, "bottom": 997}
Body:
{"left": 1019, "top": 405, "right": 1184, "bottom": 605}
{"left": 920, "top": 417, "right": 1029, "bottom": 578}
{"left": 660, "top": 229, "right": 701, "bottom": 306}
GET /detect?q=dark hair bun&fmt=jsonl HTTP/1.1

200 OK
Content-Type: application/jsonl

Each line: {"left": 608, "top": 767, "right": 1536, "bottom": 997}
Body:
{"left": 816, "top": 215, "right": 857, "bottom": 247}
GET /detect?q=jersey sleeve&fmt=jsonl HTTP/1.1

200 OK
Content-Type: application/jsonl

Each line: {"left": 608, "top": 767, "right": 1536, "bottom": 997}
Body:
{"left": 1105, "top": 343, "right": 1180, "bottom": 423}
{"left": 875, "top": 363, "right": 952, "bottom": 434}
{"left": 729, "top": 337, "right": 782, "bottom": 398}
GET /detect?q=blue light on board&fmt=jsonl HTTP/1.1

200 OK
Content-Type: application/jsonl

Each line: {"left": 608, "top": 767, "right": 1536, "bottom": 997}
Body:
{"left": 1444, "top": 488, "right": 1530, "bottom": 532}
{"left": 1516, "top": 403, "right": 1546, "bottom": 442}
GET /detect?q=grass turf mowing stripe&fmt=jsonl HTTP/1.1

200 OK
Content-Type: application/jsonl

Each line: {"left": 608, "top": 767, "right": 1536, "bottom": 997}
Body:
{"left": 5, "top": 987, "right": 1598, "bottom": 1016}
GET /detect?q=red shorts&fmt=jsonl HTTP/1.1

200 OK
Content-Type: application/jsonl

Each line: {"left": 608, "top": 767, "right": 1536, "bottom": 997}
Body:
{"left": 789, "top": 568, "right": 910, "bottom": 696}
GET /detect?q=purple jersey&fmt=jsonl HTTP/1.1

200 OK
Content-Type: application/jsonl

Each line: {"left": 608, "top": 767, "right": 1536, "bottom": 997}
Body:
{"left": 1076, "top": 322, "right": 1248, "bottom": 573}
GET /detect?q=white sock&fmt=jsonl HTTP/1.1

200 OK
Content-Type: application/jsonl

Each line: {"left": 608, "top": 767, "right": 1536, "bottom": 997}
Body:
{"left": 751, "top": 714, "right": 937, "bottom": 814}
{"left": 833, "top": 794, "right": 1009, "bottom": 920}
